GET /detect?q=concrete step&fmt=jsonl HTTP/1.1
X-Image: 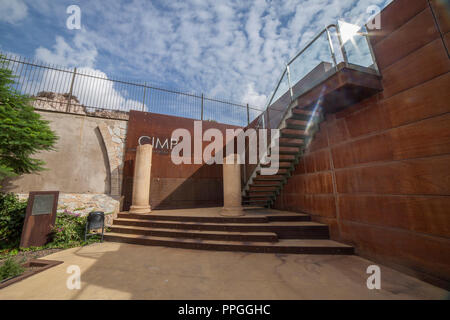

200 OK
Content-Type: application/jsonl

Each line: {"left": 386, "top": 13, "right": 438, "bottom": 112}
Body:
{"left": 110, "top": 225, "right": 278, "bottom": 242}
{"left": 118, "top": 212, "right": 269, "bottom": 224}
{"left": 112, "top": 219, "right": 330, "bottom": 239}
{"left": 119, "top": 213, "right": 312, "bottom": 224}
{"left": 104, "top": 233, "right": 354, "bottom": 255}
{"left": 266, "top": 213, "right": 311, "bottom": 222}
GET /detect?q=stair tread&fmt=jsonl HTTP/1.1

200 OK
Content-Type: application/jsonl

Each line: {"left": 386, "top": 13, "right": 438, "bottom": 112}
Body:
{"left": 111, "top": 225, "right": 277, "bottom": 236}
{"left": 105, "top": 232, "right": 352, "bottom": 248}
{"left": 121, "top": 213, "right": 268, "bottom": 222}
{"left": 114, "top": 218, "right": 326, "bottom": 227}
{"left": 292, "top": 109, "right": 320, "bottom": 116}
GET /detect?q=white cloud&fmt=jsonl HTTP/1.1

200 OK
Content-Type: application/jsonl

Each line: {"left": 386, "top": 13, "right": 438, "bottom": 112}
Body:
{"left": 0, "top": 0, "right": 28, "bottom": 24}
{"left": 16, "top": 65, "right": 143, "bottom": 111}
{"left": 242, "top": 83, "right": 267, "bottom": 108}
{"left": 16, "top": 0, "right": 393, "bottom": 117}
{"left": 35, "top": 31, "right": 97, "bottom": 68}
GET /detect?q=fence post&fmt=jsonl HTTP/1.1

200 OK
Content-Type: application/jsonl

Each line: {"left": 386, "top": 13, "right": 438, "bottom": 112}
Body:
{"left": 201, "top": 93, "right": 204, "bottom": 121}
{"left": 246, "top": 103, "right": 250, "bottom": 125}
{"left": 142, "top": 82, "right": 147, "bottom": 112}
{"left": 66, "top": 67, "right": 77, "bottom": 113}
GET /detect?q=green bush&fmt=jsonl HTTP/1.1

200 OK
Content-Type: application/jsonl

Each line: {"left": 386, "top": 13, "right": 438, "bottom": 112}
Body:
{"left": 51, "top": 210, "right": 89, "bottom": 244}
{"left": 0, "top": 257, "right": 25, "bottom": 281}
{"left": 0, "top": 193, "right": 27, "bottom": 249}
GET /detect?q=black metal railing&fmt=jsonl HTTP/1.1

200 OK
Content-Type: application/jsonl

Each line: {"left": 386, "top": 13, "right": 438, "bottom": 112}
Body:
{"left": 0, "top": 52, "right": 264, "bottom": 126}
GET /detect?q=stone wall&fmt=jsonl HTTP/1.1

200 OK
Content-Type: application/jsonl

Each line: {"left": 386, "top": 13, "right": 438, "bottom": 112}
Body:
{"left": 16, "top": 193, "right": 119, "bottom": 226}
{"left": 33, "top": 92, "right": 129, "bottom": 120}
{"left": 4, "top": 101, "right": 129, "bottom": 224}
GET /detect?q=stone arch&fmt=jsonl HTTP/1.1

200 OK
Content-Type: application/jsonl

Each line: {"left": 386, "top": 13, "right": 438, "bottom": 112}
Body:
{"left": 97, "top": 123, "right": 122, "bottom": 196}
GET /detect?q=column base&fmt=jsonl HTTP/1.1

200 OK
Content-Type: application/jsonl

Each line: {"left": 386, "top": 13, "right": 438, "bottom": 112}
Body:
{"left": 129, "top": 205, "right": 152, "bottom": 214}
{"left": 219, "top": 206, "right": 245, "bottom": 217}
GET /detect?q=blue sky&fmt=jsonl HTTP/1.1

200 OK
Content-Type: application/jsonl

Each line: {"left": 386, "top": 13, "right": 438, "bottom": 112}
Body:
{"left": 0, "top": 0, "right": 392, "bottom": 109}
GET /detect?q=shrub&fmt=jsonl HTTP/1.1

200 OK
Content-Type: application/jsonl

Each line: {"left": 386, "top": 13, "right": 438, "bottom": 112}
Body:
{"left": 51, "top": 210, "right": 88, "bottom": 244}
{"left": 0, "top": 257, "right": 25, "bottom": 281}
{"left": 0, "top": 193, "right": 27, "bottom": 249}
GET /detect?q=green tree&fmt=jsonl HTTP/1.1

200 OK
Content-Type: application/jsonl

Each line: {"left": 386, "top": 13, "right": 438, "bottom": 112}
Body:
{"left": 0, "top": 56, "right": 58, "bottom": 185}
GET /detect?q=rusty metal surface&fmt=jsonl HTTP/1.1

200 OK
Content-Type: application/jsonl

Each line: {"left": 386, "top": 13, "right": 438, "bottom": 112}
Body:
{"left": 20, "top": 191, "right": 59, "bottom": 248}
{"left": 123, "top": 111, "right": 241, "bottom": 210}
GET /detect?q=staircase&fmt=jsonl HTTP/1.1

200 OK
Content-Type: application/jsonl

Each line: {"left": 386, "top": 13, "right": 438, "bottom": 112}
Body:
{"left": 242, "top": 103, "right": 323, "bottom": 207}
{"left": 105, "top": 209, "right": 353, "bottom": 254}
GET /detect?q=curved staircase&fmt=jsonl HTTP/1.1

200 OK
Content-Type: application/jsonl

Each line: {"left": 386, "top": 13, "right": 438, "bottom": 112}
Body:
{"left": 104, "top": 209, "right": 353, "bottom": 254}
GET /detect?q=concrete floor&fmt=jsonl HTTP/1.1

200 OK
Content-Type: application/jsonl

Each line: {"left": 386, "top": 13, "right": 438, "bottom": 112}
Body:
{"left": 0, "top": 242, "right": 448, "bottom": 300}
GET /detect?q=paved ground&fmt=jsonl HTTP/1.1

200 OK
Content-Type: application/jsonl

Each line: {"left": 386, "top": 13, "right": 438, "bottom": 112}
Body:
{"left": 0, "top": 242, "right": 447, "bottom": 299}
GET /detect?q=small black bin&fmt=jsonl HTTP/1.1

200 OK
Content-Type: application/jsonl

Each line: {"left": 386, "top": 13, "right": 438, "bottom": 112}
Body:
{"left": 84, "top": 211, "right": 105, "bottom": 242}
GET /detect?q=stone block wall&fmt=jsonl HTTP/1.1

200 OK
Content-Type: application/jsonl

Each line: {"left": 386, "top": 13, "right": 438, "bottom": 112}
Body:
{"left": 4, "top": 97, "right": 129, "bottom": 224}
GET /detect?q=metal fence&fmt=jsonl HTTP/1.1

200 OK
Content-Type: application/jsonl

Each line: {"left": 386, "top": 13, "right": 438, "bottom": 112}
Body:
{"left": 0, "top": 52, "right": 264, "bottom": 126}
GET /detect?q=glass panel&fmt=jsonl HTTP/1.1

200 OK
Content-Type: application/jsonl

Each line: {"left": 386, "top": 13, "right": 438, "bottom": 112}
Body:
{"left": 288, "top": 31, "right": 335, "bottom": 100}
{"left": 338, "top": 21, "right": 376, "bottom": 69}
{"left": 269, "top": 70, "right": 289, "bottom": 106}
{"left": 327, "top": 26, "right": 345, "bottom": 65}
{"left": 267, "top": 70, "right": 291, "bottom": 129}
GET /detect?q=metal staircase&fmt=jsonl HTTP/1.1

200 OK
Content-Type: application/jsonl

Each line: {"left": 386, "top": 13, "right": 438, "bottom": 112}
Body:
{"left": 241, "top": 21, "right": 382, "bottom": 208}
{"left": 242, "top": 103, "right": 324, "bottom": 208}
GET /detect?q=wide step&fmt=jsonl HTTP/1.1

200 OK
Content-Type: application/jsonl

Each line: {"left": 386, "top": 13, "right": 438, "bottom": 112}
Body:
{"left": 104, "top": 233, "right": 354, "bottom": 255}
{"left": 118, "top": 213, "right": 269, "bottom": 223}
{"left": 110, "top": 225, "right": 278, "bottom": 242}
{"left": 112, "top": 219, "right": 330, "bottom": 239}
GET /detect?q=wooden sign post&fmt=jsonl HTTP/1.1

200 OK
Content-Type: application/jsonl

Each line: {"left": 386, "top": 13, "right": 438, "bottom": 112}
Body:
{"left": 20, "top": 191, "right": 59, "bottom": 248}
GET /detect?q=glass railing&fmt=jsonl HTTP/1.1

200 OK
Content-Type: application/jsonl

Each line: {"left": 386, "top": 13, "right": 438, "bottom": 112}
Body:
{"left": 243, "top": 21, "right": 380, "bottom": 187}
{"left": 258, "top": 21, "right": 380, "bottom": 131}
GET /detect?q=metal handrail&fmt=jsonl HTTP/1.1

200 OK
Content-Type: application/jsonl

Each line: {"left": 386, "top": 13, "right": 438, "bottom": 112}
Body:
{"left": 242, "top": 21, "right": 381, "bottom": 196}
{"left": 263, "top": 22, "right": 379, "bottom": 115}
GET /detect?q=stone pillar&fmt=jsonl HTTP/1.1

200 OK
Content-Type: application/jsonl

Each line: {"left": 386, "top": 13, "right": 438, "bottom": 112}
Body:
{"left": 129, "top": 144, "right": 152, "bottom": 214}
{"left": 220, "top": 154, "right": 245, "bottom": 216}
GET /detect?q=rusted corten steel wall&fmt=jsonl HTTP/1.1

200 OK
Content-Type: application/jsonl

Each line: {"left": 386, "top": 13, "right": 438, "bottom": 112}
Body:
{"left": 274, "top": 0, "right": 450, "bottom": 288}
{"left": 123, "top": 111, "right": 241, "bottom": 210}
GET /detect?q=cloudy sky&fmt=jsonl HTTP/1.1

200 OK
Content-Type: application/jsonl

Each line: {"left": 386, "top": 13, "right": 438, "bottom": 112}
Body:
{"left": 0, "top": 0, "right": 392, "bottom": 109}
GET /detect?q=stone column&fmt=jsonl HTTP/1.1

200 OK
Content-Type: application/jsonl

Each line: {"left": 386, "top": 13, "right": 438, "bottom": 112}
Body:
{"left": 220, "top": 153, "right": 245, "bottom": 216}
{"left": 129, "top": 144, "right": 152, "bottom": 214}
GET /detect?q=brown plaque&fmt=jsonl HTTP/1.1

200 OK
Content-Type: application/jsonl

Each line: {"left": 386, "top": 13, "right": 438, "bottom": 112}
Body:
{"left": 20, "top": 191, "right": 59, "bottom": 248}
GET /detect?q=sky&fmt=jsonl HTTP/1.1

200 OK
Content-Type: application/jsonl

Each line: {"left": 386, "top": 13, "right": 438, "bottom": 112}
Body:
{"left": 0, "top": 0, "right": 393, "bottom": 111}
